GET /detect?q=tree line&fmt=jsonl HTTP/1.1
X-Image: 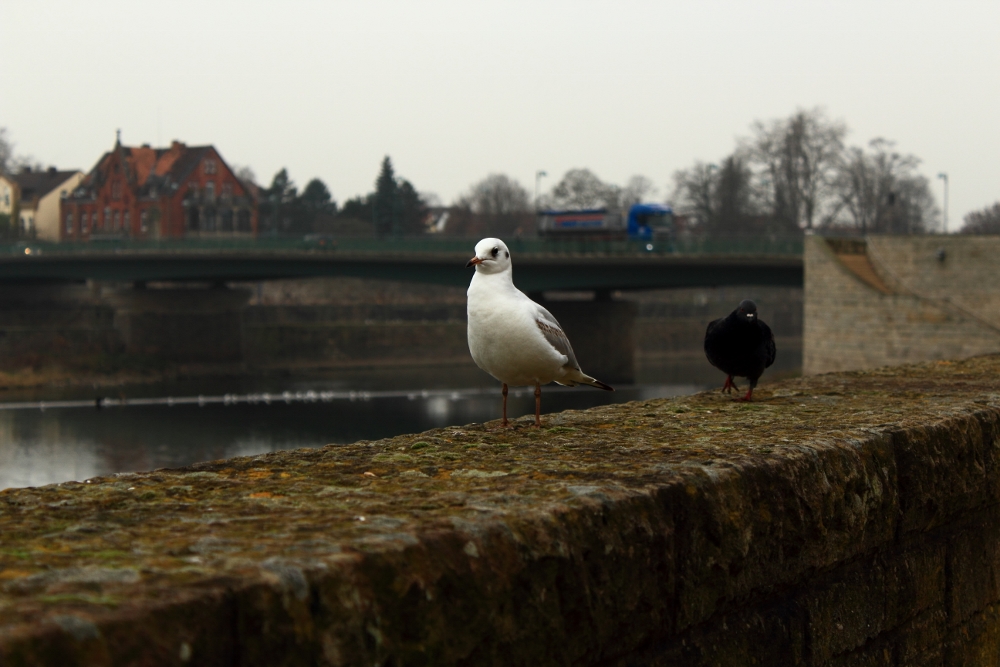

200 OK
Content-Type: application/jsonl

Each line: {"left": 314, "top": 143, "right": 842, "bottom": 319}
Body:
{"left": 671, "top": 108, "right": 941, "bottom": 238}
{"left": 4, "top": 122, "right": 999, "bottom": 238}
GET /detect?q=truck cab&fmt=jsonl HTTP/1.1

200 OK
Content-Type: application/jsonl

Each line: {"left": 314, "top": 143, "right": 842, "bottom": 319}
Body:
{"left": 626, "top": 203, "right": 674, "bottom": 242}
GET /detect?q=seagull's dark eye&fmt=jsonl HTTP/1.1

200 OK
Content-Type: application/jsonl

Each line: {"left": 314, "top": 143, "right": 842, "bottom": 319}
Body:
{"left": 491, "top": 247, "right": 499, "bottom": 258}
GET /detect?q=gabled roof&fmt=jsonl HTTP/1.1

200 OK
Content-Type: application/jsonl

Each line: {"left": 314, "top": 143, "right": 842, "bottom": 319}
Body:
{"left": 11, "top": 168, "right": 80, "bottom": 201}
{"left": 75, "top": 141, "right": 215, "bottom": 197}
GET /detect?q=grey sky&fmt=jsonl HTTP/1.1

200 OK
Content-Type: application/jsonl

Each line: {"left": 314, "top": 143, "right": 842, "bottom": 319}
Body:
{"left": 3, "top": 1, "right": 998, "bottom": 227}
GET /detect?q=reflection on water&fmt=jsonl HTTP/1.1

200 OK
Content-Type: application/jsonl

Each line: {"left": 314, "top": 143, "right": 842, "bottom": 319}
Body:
{"left": 0, "top": 380, "right": 704, "bottom": 490}
{"left": 0, "top": 355, "right": 765, "bottom": 490}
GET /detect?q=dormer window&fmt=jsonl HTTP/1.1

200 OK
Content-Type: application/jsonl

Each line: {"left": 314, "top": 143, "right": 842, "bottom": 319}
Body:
{"left": 204, "top": 159, "right": 217, "bottom": 175}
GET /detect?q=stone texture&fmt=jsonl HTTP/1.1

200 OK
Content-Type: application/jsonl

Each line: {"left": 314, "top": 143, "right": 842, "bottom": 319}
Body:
{"left": 2, "top": 356, "right": 1000, "bottom": 665}
{"left": 803, "top": 235, "right": 1000, "bottom": 375}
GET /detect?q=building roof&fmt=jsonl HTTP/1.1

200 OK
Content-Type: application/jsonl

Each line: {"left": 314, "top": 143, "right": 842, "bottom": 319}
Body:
{"left": 11, "top": 168, "right": 81, "bottom": 202}
{"left": 73, "top": 141, "right": 215, "bottom": 200}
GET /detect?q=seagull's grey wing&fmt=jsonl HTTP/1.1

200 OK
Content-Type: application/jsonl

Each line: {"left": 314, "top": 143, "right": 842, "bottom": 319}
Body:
{"left": 534, "top": 304, "right": 581, "bottom": 370}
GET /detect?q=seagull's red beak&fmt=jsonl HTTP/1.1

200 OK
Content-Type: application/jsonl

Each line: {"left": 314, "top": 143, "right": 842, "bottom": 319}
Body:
{"left": 466, "top": 256, "right": 483, "bottom": 268}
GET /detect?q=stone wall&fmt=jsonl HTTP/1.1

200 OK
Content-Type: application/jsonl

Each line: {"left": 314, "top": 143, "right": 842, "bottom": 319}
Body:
{"left": 3, "top": 356, "right": 1000, "bottom": 665}
{"left": 804, "top": 235, "right": 1000, "bottom": 374}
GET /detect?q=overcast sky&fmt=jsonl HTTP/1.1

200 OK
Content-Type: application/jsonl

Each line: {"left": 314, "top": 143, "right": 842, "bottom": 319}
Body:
{"left": 3, "top": 1, "right": 998, "bottom": 228}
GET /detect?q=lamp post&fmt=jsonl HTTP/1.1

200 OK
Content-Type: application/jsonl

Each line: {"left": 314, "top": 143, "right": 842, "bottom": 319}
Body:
{"left": 937, "top": 172, "right": 949, "bottom": 233}
{"left": 535, "top": 170, "right": 547, "bottom": 211}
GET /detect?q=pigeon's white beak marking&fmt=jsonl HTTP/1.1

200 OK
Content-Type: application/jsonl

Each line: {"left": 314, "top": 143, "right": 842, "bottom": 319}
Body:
{"left": 466, "top": 256, "right": 484, "bottom": 268}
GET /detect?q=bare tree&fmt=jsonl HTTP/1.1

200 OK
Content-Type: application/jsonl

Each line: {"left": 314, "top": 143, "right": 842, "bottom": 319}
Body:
{"left": 745, "top": 108, "right": 846, "bottom": 229}
{"left": 231, "top": 164, "right": 257, "bottom": 186}
{"left": 619, "top": 175, "right": 658, "bottom": 209}
{"left": 712, "top": 155, "right": 759, "bottom": 235}
{"left": 831, "top": 138, "right": 938, "bottom": 234}
{"left": 548, "top": 168, "right": 619, "bottom": 210}
{"left": 454, "top": 173, "right": 533, "bottom": 237}
{"left": 671, "top": 161, "right": 718, "bottom": 227}
{"left": 0, "top": 128, "right": 12, "bottom": 176}
{"left": 960, "top": 202, "right": 1000, "bottom": 235}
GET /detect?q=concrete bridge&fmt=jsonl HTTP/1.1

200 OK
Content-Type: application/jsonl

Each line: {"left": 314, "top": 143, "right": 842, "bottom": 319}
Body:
{"left": 0, "top": 238, "right": 803, "bottom": 291}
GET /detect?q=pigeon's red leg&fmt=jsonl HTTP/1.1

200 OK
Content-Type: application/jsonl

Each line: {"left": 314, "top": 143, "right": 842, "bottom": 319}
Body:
{"left": 736, "top": 387, "right": 753, "bottom": 402}
{"left": 534, "top": 383, "right": 542, "bottom": 428}
{"left": 722, "top": 376, "right": 740, "bottom": 393}
{"left": 501, "top": 383, "right": 509, "bottom": 427}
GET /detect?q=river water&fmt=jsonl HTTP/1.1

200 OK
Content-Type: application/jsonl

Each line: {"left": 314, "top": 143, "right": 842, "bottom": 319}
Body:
{"left": 0, "top": 360, "right": 723, "bottom": 490}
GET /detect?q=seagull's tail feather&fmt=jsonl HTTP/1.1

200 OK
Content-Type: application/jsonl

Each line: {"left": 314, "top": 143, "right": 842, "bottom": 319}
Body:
{"left": 559, "top": 367, "right": 614, "bottom": 391}
{"left": 583, "top": 376, "right": 614, "bottom": 391}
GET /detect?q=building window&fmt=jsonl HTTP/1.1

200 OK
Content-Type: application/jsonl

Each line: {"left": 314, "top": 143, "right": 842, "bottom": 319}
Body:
{"left": 188, "top": 183, "right": 198, "bottom": 199}
{"left": 221, "top": 182, "right": 233, "bottom": 199}
{"left": 206, "top": 181, "right": 215, "bottom": 202}
{"left": 82, "top": 212, "right": 89, "bottom": 233}
{"left": 104, "top": 207, "right": 111, "bottom": 230}
{"left": 112, "top": 182, "right": 122, "bottom": 199}
{"left": 124, "top": 211, "right": 131, "bottom": 231}
{"left": 204, "top": 159, "right": 217, "bottom": 174}
{"left": 65, "top": 212, "right": 74, "bottom": 234}
{"left": 114, "top": 211, "right": 121, "bottom": 230}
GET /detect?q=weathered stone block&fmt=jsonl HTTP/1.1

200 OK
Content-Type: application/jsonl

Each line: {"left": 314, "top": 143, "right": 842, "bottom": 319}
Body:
{"left": 1, "top": 356, "right": 1000, "bottom": 665}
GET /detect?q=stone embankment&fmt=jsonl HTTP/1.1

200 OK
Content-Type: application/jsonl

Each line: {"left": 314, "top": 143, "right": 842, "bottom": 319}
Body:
{"left": 3, "top": 356, "right": 1000, "bottom": 665}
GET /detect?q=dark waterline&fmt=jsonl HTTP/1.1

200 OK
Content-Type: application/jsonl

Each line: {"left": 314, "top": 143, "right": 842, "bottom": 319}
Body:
{"left": 0, "top": 359, "right": 727, "bottom": 490}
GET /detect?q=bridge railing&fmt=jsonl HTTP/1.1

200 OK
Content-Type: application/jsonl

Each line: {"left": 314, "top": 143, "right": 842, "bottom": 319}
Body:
{"left": 1, "top": 234, "right": 804, "bottom": 257}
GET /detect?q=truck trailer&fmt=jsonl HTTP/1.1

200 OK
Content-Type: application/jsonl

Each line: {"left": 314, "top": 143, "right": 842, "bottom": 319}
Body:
{"left": 537, "top": 203, "right": 674, "bottom": 245}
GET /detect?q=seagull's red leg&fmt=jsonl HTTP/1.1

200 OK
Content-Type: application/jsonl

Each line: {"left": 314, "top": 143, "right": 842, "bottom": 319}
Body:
{"left": 534, "top": 383, "right": 542, "bottom": 428}
{"left": 501, "top": 383, "right": 509, "bottom": 427}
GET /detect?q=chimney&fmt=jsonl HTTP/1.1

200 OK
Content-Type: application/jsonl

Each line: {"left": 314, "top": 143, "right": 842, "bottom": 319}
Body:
{"left": 171, "top": 140, "right": 186, "bottom": 151}
{"left": 47, "top": 166, "right": 57, "bottom": 174}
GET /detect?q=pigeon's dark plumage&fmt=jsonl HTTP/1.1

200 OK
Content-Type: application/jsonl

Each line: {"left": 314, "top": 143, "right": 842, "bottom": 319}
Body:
{"left": 704, "top": 299, "right": 776, "bottom": 401}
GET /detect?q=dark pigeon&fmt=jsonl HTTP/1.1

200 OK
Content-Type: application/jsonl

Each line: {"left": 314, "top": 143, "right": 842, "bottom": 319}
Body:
{"left": 704, "top": 299, "right": 776, "bottom": 402}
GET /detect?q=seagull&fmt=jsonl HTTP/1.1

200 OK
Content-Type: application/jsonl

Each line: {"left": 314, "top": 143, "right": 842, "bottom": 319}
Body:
{"left": 704, "top": 299, "right": 776, "bottom": 402}
{"left": 466, "top": 238, "right": 613, "bottom": 427}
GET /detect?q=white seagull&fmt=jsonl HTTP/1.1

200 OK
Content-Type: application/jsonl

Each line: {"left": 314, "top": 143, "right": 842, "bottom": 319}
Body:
{"left": 466, "top": 237, "right": 613, "bottom": 428}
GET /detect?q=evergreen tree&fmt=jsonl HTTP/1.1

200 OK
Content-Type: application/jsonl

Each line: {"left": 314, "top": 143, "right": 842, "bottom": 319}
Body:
{"left": 373, "top": 156, "right": 398, "bottom": 236}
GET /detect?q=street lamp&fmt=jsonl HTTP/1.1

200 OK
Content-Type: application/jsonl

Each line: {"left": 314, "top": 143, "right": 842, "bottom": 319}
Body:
{"left": 937, "top": 172, "right": 949, "bottom": 233}
{"left": 535, "top": 170, "right": 547, "bottom": 211}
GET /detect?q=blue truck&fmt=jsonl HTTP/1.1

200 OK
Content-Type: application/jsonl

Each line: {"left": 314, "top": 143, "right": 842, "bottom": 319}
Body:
{"left": 537, "top": 203, "right": 674, "bottom": 245}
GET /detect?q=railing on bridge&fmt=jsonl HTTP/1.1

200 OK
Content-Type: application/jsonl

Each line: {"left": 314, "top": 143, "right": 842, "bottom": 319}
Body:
{"left": 2, "top": 234, "right": 804, "bottom": 257}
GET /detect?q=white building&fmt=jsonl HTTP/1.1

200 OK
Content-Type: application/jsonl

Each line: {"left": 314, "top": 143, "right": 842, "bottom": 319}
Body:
{"left": 0, "top": 167, "right": 84, "bottom": 241}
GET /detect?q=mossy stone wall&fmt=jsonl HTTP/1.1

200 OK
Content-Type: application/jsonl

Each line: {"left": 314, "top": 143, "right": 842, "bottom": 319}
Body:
{"left": 3, "top": 356, "right": 1000, "bottom": 665}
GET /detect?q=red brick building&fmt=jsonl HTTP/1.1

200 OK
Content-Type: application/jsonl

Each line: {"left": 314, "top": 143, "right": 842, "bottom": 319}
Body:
{"left": 60, "top": 137, "right": 257, "bottom": 241}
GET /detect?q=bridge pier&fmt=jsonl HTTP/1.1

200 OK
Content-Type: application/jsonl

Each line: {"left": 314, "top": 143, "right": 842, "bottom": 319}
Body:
{"left": 105, "top": 284, "right": 251, "bottom": 363}
{"left": 533, "top": 294, "right": 636, "bottom": 385}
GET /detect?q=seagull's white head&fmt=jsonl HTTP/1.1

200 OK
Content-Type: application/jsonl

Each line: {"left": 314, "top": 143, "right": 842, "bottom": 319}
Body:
{"left": 466, "top": 238, "right": 512, "bottom": 275}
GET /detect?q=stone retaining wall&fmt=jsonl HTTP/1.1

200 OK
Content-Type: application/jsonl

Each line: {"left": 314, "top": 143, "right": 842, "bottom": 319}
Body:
{"left": 804, "top": 235, "right": 1000, "bottom": 374}
{"left": 2, "top": 355, "right": 1000, "bottom": 665}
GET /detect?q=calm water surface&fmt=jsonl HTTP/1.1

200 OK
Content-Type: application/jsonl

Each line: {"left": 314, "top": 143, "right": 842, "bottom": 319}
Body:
{"left": 0, "top": 360, "right": 724, "bottom": 490}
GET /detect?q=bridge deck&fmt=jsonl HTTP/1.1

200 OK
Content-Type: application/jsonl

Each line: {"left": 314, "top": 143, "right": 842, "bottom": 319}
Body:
{"left": 0, "top": 238, "right": 803, "bottom": 290}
